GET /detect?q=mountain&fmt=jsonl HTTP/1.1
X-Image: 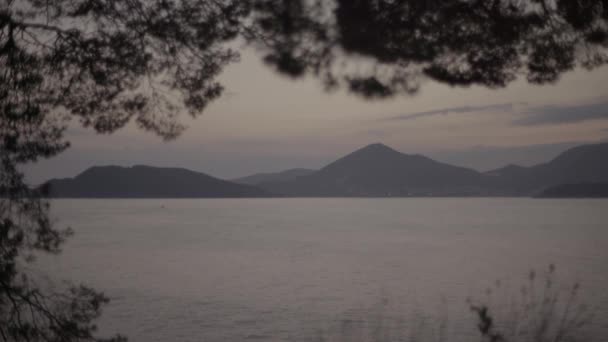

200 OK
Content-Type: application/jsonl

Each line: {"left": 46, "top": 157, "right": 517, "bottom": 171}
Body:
{"left": 486, "top": 143, "right": 608, "bottom": 195}
{"left": 537, "top": 183, "right": 608, "bottom": 198}
{"left": 259, "top": 143, "right": 487, "bottom": 196}
{"left": 259, "top": 142, "right": 608, "bottom": 197}
{"left": 41, "top": 142, "right": 608, "bottom": 198}
{"left": 231, "top": 168, "right": 316, "bottom": 186}
{"left": 43, "top": 165, "right": 269, "bottom": 198}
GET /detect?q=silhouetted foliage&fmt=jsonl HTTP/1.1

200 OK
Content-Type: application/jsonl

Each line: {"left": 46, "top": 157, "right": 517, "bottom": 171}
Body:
{"left": 313, "top": 266, "right": 592, "bottom": 342}
{"left": 470, "top": 305, "right": 506, "bottom": 342}
{"left": 1, "top": 0, "right": 250, "bottom": 340}
{"left": 1, "top": 0, "right": 252, "bottom": 141}
{"left": 250, "top": 0, "right": 608, "bottom": 98}
{"left": 468, "top": 265, "right": 592, "bottom": 342}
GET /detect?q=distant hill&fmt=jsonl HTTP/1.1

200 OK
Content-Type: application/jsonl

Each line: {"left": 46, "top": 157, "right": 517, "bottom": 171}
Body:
{"left": 43, "top": 165, "right": 269, "bottom": 198}
{"left": 41, "top": 142, "right": 608, "bottom": 198}
{"left": 260, "top": 143, "right": 487, "bottom": 196}
{"left": 231, "top": 168, "right": 316, "bottom": 186}
{"left": 537, "top": 183, "right": 608, "bottom": 198}
{"left": 258, "top": 142, "right": 608, "bottom": 197}
{"left": 486, "top": 143, "right": 608, "bottom": 195}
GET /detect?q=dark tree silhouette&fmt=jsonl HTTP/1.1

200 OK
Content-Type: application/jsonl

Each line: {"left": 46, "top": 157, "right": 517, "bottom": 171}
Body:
{"left": 1, "top": 0, "right": 250, "bottom": 340}
{"left": 251, "top": 0, "right": 608, "bottom": 98}
{"left": 1, "top": 0, "right": 607, "bottom": 340}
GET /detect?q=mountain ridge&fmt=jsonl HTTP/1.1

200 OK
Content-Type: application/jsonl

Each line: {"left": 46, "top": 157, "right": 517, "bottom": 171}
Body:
{"left": 259, "top": 143, "right": 487, "bottom": 197}
{"left": 42, "top": 142, "right": 608, "bottom": 198}
{"left": 43, "top": 165, "right": 269, "bottom": 198}
{"left": 231, "top": 168, "right": 316, "bottom": 186}
{"left": 485, "top": 142, "right": 608, "bottom": 195}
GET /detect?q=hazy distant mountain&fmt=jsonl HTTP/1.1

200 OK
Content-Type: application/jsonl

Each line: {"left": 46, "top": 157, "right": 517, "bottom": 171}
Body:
{"left": 260, "top": 143, "right": 486, "bottom": 196}
{"left": 42, "top": 142, "right": 608, "bottom": 198}
{"left": 259, "top": 142, "right": 608, "bottom": 197}
{"left": 537, "top": 183, "right": 608, "bottom": 198}
{"left": 486, "top": 143, "right": 608, "bottom": 195}
{"left": 231, "top": 168, "right": 316, "bottom": 186}
{"left": 44, "top": 165, "right": 269, "bottom": 198}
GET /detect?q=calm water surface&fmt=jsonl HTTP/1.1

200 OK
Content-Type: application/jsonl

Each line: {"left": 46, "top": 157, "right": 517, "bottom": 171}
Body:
{"left": 40, "top": 199, "right": 608, "bottom": 341}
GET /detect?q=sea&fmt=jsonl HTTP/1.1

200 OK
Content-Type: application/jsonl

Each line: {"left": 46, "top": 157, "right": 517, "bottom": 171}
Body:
{"left": 35, "top": 198, "right": 608, "bottom": 341}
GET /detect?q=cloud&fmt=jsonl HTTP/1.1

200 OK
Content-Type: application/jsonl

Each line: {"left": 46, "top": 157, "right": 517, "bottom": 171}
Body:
{"left": 379, "top": 98, "right": 608, "bottom": 126}
{"left": 513, "top": 100, "right": 608, "bottom": 126}
{"left": 382, "top": 103, "right": 518, "bottom": 121}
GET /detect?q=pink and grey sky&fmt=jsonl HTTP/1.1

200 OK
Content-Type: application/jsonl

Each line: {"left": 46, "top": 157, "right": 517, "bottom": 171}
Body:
{"left": 25, "top": 48, "right": 608, "bottom": 184}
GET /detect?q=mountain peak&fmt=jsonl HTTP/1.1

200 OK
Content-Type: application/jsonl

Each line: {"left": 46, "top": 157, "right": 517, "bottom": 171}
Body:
{"left": 276, "top": 142, "right": 484, "bottom": 196}
{"left": 324, "top": 143, "right": 402, "bottom": 167}
{"left": 363, "top": 142, "right": 393, "bottom": 150}
{"left": 356, "top": 143, "right": 400, "bottom": 155}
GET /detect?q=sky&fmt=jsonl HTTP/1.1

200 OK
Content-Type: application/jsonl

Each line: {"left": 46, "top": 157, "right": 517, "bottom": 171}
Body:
{"left": 24, "top": 48, "right": 608, "bottom": 184}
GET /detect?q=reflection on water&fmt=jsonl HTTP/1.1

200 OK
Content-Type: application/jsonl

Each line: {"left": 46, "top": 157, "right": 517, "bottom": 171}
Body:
{"left": 37, "top": 198, "right": 608, "bottom": 341}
